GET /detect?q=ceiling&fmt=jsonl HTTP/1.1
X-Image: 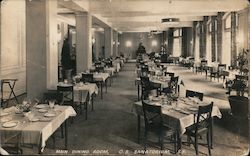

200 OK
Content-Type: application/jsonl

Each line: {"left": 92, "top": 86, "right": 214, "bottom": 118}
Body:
{"left": 58, "top": 0, "right": 249, "bottom": 32}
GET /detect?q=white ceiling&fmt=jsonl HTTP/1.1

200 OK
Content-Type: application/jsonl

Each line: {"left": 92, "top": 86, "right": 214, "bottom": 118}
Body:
{"left": 58, "top": 0, "right": 249, "bottom": 32}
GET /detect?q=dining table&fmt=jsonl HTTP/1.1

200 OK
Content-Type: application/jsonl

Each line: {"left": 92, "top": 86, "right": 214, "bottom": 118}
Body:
{"left": 133, "top": 96, "right": 222, "bottom": 151}
{"left": 93, "top": 72, "right": 110, "bottom": 99}
{"left": 0, "top": 105, "right": 76, "bottom": 153}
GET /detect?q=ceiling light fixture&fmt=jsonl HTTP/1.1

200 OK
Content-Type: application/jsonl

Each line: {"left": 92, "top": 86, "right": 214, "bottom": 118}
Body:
{"left": 161, "top": 18, "right": 180, "bottom": 23}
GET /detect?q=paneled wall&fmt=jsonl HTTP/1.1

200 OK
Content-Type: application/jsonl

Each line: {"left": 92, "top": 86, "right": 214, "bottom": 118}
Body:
{"left": 0, "top": 0, "right": 26, "bottom": 96}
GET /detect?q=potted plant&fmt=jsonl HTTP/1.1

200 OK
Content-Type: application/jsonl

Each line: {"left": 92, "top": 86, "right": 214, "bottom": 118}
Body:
{"left": 228, "top": 49, "right": 249, "bottom": 118}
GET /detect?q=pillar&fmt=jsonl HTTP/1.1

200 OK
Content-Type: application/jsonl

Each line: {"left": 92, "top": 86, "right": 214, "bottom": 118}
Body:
{"left": 231, "top": 12, "right": 237, "bottom": 66}
{"left": 217, "top": 12, "right": 224, "bottom": 63}
{"left": 104, "top": 27, "right": 113, "bottom": 58}
{"left": 192, "top": 22, "right": 197, "bottom": 57}
{"left": 113, "top": 31, "right": 118, "bottom": 57}
{"left": 168, "top": 28, "right": 174, "bottom": 55}
{"left": 75, "top": 12, "right": 92, "bottom": 73}
{"left": 26, "top": 0, "right": 58, "bottom": 99}
{"left": 211, "top": 16, "right": 216, "bottom": 62}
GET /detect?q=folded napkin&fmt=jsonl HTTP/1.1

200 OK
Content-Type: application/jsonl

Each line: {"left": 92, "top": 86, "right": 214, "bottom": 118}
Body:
{"left": 2, "top": 106, "right": 16, "bottom": 113}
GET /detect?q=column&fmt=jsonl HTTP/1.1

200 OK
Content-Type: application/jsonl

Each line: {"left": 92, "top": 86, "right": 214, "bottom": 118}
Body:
{"left": 104, "top": 27, "right": 113, "bottom": 58}
{"left": 203, "top": 16, "right": 208, "bottom": 58}
{"left": 168, "top": 28, "right": 174, "bottom": 55}
{"left": 75, "top": 12, "right": 92, "bottom": 73}
{"left": 211, "top": 16, "right": 216, "bottom": 62}
{"left": 192, "top": 22, "right": 197, "bottom": 57}
{"left": 26, "top": 0, "right": 58, "bottom": 99}
{"left": 113, "top": 31, "right": 118, "bottom": 57}
{"left": 231, "top": 12, "right": 237, "bottom": 66}
{"left": 217, "top": 12, "right": 224, "bottom": 63}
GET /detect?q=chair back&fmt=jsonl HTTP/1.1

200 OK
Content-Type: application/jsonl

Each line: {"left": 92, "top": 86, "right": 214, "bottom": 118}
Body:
{"left": 141, "top": 66, "right": 149, "bottom": 76}
{"left": 142, "top": 100, "right": 162, "bottom": 130}
{"left": 95, "top": 62, "right": 102, "bottom": 67}
{"left": 57, "top": 85, "right": 74, "bottom": 104}
{"left": 235, "top": 75, "right": 248, "bottom": 81}
{"left": 140, "top": 76, "right": 151, "bottom": 99}
{"left": 96, "top": 66, "right": 104, "bottom": 73}
{"left": 170, "top": 76, "right": 179, "bottom": 87}
{"left": 186, "top": 90, "right": 204, "bottom": 101}
{"left": 165, "top": 72, "right": 175, "bottom": 78}
{"left": 82, "top": 73, "right": 94, "bottom": 83}
{"left": 43, "top": 91, "right": 63, "bottom": 105}
{"left": 201, "top": 60, "right": 208, "bottom": 67}
{"left": 218, "top": 64, "right": 226, "bottom": 74}
{"left": 194, "top": 102, "right": 213, "bottom": 134}
{"left": 105, "top": 61, "right": 113, "bottom": 67}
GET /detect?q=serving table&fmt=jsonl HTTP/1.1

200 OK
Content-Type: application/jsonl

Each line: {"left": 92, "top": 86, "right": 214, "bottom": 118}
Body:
{"left": 0, "top": 105, "right": 76, "bottom": 153}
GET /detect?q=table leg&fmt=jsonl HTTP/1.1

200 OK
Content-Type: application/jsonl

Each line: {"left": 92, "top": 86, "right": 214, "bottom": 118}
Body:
{"left": 105, "top": 80, "right": 108, "bottom": 93}
{"left": 137, "top": 84, "right": 140, "bottom": 101}
{"left": 91, "top": 95, "right": 94, "bottom": 111}
{"left": 65, "top": 119, "right": 68, "bottom": 149}
{"left": 137, "top": 115, "right": 141, "bottom": 143}
{"left": 210, "top": 117, "right": 214, "bottom": 149}
{"left": 100, "top": 82, "right": 103, "bottom": 99}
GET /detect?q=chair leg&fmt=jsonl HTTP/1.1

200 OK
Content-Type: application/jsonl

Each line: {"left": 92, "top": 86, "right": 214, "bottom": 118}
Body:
{"left": 144, "top": 130, "right": 147, "bottom": 152}
{"left": 61, "top": 124, "right": 64, "bottom": 138}
{"left": 207, "top": 131, "right": 211, "bottom": 156}
{"left": 85, "top": 102, "right": 88, "bottom": 120}
{"left": 195, "top": 136, "right": 199, "bottom": 156}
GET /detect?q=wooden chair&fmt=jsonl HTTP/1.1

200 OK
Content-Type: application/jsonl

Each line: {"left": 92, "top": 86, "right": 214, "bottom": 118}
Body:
{"left": 217, "top": 64, "right": 226, "bottom": 82}
{"left": 162, "top": 76, "right": 179, "bottom": 95}
{"left": 185, "top": 90, "right": 204, "bottom": 101}
{"left": 95, "top": 66, "right": 104, "bottom": 73}
{"left": 196, "top": 60, "right": 207, "bottom": 74}
{"left": 165, "top": 72, "right": 175, "bottom": 78}
{"left": 185, "top": 102, "right": 213, "bottom": 156}
{"left": 140, "top": 76, "right": 160, "bottom": 100}
{"left": 142, "top": 100, "right": 178, "bottom": 154}
{"left": 81, "top": 73, "right": 95, "bottom": 83}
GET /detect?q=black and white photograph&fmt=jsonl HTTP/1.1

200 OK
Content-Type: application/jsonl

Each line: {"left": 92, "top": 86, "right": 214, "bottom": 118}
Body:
{"left": 0, "top": 0, "right": 249, "bottom": 155}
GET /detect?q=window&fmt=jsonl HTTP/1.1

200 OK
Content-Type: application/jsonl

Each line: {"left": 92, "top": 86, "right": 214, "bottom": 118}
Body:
{"left": 225, "top": 14, "right": 231, "bottom": 30}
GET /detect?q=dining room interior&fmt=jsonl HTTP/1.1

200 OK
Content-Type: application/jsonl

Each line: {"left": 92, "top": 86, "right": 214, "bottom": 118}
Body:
{"left": 0, "top": 0, "right": 250, "bottom": 155}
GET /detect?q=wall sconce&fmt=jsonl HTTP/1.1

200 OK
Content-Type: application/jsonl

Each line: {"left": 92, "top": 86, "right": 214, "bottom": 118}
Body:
{"left": 152, "top": 40, "right": 157, "bottom": 47}
{"left": 113, "top": 41, "right": 116, "bottom": 45}
{"left": 92, "top": 38, "right": 96, "bottom": 44}
{"left": 117, "top": 42, "right": 120, "bottom": 45}
{"left": 126, "top": 41, "right": 132, "bottom": 47}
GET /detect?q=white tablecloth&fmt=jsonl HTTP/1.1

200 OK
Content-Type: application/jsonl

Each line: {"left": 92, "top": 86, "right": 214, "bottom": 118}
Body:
{"left": 133, "top": 98, "right": 222, "bottom": 135}
{"left": 93, "top": 73, "right": 109, "bottom": 82}
{"left": 0, "top": 106, "right": 76, "bottom": 150}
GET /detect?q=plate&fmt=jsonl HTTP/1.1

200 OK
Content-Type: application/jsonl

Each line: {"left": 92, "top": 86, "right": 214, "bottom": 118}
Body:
{"left": 38, "top": 109, "right": 48, "bottom": 113}
{"left": 35, "top": 104, "right": 48, "bottom": 109}
{"left": 2, "top": 121, "right": 18, "bottom": 128}
{"left": 188, "top": 107, "right": 198, "bottom": 111}
{"left": 0, "top": 117, "right": 12, "bottom": 123}
{"left": 44, "top": 113, "right": 56, "bottom": 117}
{"left": 30, "top": 117, "right": 40, "bottom": 122}
{"left": 0, "top": 112, "right": 10, "bottom": 117}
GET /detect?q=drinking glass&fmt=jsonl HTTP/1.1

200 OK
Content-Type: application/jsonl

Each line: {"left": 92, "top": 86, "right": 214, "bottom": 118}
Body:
{"left": 49, "top": 100, "right": 55, "bottom": 109}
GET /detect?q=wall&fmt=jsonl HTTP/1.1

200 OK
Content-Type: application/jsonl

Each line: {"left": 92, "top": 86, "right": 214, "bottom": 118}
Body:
{"left": 118, "top": 32, "right": 162, "bottom": 59}
{"left": 0, "top": 0, "right": 26, "bottom": 96}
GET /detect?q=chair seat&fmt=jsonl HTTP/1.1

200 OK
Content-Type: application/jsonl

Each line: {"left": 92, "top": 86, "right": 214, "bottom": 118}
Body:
{"left": 162, "top": 87, "right": 173, "bottom": 94}
{"left": 185, "top": 124, "right": 209, "bottom": 137}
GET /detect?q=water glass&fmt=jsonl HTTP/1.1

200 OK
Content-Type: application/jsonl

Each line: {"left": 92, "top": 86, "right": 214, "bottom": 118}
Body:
{"left": 49, "top": 100, "right": 55, "bottom": 109}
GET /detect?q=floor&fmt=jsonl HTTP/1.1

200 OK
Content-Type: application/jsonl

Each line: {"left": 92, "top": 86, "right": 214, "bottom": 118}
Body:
{"left": 16, "top": 63, "right": 250, "bottom": 155}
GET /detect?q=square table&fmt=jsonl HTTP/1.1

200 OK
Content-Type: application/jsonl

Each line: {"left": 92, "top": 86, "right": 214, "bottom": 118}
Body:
{"left": 133, "top": 97, "right": 222, "bottom": 151}
{"left": 93, "top": 73, "right": 110, "bottom": 99}
{"left": 0, "top": 105, "right": 76, "bottom": 153}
